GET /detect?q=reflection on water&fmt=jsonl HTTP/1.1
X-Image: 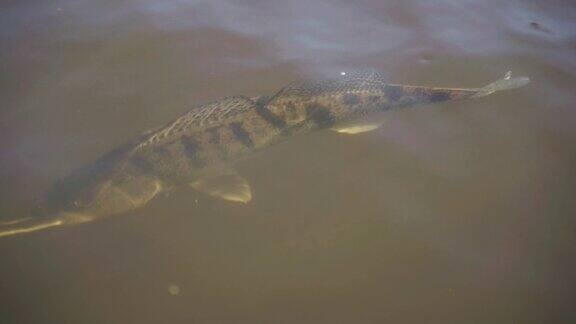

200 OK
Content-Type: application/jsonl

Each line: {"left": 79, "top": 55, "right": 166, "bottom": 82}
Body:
{"left": 1, "top": 0, "right": 575, "bottom": 323}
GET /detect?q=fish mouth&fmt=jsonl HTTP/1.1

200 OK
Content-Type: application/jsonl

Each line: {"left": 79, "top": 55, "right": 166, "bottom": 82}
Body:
{"left": 59, "top": 211, "right": 95, "bottom": 225}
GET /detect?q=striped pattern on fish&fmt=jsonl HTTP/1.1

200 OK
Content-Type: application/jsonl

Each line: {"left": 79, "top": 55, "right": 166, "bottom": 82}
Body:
{"left": 0, "top": 71, "right": 529, "bottom": 238}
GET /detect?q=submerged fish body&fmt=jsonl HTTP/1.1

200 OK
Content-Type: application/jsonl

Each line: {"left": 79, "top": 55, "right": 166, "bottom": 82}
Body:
{"left": 0, "top": 71, "right": 529, "bottom": 238}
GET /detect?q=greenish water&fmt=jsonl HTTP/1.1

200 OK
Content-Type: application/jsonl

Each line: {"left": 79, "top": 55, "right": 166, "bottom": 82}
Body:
{"left": 1, "top": 0, "right": 575, "bottom": 323}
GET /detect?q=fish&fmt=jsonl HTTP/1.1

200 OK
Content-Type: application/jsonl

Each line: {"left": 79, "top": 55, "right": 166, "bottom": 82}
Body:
{"left": 0, "top": 71, "right": 529, "bottom": 238}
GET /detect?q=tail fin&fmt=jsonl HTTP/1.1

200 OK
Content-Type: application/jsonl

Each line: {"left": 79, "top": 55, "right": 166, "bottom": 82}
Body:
{"left": 0, "top": 217, "right": 64, "bottom": 238}
{"left": 472, "top": 71, "right": 530, "bottom": 98}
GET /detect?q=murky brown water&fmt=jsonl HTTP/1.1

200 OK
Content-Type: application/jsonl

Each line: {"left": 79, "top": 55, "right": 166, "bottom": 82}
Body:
{"left": 1, "top": 0, "right": 576, "bottom": 323}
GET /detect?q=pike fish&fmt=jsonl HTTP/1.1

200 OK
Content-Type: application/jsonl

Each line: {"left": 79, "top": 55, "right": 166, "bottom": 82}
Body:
{"left": 0, "top": 71, "right": 529, "bottom": 238}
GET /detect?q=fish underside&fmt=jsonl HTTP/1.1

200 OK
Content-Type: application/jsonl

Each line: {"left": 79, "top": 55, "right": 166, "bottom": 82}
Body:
{"left": 0, "top": 71, "right": 529, "bottom": 238}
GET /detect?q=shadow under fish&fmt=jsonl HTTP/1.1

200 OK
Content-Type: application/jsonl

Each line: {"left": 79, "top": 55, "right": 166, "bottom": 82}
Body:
{"left": 0, "top": 71, "right": 529, "bottom": 238}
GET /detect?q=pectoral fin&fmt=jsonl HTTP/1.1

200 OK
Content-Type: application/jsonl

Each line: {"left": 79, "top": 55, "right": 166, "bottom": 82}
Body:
{"left": 331, "top": 122, "right": 382, "bottom": 134}
{"left": 190, "top": 172, "right": 252, "bottom": 203}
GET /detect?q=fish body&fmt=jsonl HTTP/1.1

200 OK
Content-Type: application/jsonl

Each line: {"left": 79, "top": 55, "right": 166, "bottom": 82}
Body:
{"left": 0, "top": 71, "right": 529, "bottom": 238}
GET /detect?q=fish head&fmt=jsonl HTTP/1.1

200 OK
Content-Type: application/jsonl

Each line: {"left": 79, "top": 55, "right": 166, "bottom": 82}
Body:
{"left": 41, "top": 178, "right": 124, "bottom": 224}
{"left": 42, "top": 167, "right": 162, "bottom": 224}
